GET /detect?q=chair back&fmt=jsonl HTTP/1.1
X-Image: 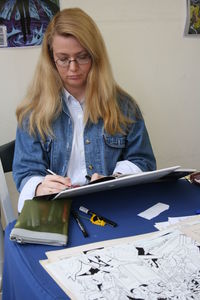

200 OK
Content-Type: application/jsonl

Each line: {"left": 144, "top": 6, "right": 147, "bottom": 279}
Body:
{"left": 0, "top": 140, "right": 15, "bottom": 173}
{"left": 0, "top": 140, "right": 16, "bottom": 297}
{"left": 0, "top": 140, "right": 16, "bottom": 226}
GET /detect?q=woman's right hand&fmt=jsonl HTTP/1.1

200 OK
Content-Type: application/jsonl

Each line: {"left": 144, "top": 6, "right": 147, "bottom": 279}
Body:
{"left": 35, "top": 174, "right": 71, "bottom": 196}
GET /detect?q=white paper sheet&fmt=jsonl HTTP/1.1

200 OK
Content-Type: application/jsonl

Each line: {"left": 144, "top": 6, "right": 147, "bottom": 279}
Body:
{"left": 137, "top": 202, "right": 169, "bottom": 220}
{"left": 154, "top": 215, "right": 198, "bottom": 230}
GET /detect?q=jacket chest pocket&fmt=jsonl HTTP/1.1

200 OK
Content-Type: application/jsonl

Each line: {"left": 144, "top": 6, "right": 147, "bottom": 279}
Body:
{"left": 103, "top": 134, "right": 126, "bottom": 149}
{"left": 103, "top": 134, "right": 126, "bottom": 173}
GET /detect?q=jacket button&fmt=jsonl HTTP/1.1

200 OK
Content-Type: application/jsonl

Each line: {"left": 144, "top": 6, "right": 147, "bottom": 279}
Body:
{"left": 88, "top": 165, "right": 93, "bottom": 170}
{"left": 85, "top": 139, "right": 90, "bottom": 144}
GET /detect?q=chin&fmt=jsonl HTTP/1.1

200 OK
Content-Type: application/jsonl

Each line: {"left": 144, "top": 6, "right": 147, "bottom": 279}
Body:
{"left": 66, "top": 80, "right": 86, "bottom": 87}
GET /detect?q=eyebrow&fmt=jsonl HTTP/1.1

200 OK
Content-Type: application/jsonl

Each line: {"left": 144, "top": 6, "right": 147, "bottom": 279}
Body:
{"left": 55, "top": 50, "right": 88, "bottom": 57}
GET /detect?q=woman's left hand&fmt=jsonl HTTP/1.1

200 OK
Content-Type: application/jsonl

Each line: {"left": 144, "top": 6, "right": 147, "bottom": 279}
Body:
{"left": 90, "top": 173, "right": 104, "bottom": 182}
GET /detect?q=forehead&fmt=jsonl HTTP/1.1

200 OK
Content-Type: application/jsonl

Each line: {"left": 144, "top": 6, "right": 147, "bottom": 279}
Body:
{"left": 52, "top": 34, "right": 86, "bottom": 55}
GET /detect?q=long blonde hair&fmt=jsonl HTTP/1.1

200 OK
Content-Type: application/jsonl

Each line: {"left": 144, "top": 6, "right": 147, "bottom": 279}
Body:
{"left": 16, "top": 8, "right": 138, "bottom": 139}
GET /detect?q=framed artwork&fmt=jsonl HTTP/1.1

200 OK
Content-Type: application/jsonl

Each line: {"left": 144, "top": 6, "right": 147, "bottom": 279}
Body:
{"left": 0, "top": 0, "right": 60, "bottom": 48}
{"left": 185, "top": 0, "right": 200, "bottom": 36}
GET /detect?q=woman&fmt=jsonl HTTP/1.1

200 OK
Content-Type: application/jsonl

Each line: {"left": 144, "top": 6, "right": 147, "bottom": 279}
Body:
{"left": 13, "top": 8, "right": 156, "bottom": 212}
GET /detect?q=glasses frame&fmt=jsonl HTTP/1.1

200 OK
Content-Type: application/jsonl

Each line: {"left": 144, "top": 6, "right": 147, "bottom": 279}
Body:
{"left": 55, "top": 54, "right": 91, "bottom": 68}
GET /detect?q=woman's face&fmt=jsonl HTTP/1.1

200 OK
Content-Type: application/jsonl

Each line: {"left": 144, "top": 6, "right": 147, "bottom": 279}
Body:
{"left": 52, "top": 34, "right": 92, "bottom": 99}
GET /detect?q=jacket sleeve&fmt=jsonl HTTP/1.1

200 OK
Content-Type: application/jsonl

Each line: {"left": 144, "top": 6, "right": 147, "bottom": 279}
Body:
{"left": 123, "top": 116, "right": 156, "bottom": 172}
{"left": 117, "top": 93, "right": 156, "bottom": 172}
{"left": 13, "top": 125, "right": 51, "bottom": 192}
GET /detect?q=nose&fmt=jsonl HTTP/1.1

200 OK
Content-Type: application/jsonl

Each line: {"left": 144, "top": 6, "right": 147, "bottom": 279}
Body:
{"left": 68, "top": 59, "right": 79, "bottom": 71}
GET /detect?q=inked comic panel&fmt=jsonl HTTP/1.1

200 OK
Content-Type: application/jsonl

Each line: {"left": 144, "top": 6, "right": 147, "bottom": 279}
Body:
{"left": 45, "top": 231, "right": 200, "bottom": 299}
{"left": 0, "top": 0, "right": 60, "bottom": 47}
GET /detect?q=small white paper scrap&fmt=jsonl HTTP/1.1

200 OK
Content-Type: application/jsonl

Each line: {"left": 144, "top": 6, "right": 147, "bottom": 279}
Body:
{"left": 138, "top": 202, "right": 169, "bottom": 220}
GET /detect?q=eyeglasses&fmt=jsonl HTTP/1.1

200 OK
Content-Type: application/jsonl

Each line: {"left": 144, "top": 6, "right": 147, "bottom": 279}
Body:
{"left": 55, "top": 53, "right": 91, "bottom": 68}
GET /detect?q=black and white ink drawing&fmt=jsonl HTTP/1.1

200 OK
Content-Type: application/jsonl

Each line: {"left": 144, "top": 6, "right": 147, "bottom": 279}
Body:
{"left": 45, "top": 230, "right": 200, "bottom": 299}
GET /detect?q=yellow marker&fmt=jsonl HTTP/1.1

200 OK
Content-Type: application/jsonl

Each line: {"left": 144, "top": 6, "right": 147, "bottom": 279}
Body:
{"left": 79, "top": 206, "right": 117, "bottom": 227}
{"left": 90, "top": 214, "right": 106, "bottom": 226}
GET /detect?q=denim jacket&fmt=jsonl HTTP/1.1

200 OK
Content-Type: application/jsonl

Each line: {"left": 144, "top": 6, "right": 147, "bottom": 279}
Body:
{"left": 13, "top": 93, "right": 156, "bottom": 192}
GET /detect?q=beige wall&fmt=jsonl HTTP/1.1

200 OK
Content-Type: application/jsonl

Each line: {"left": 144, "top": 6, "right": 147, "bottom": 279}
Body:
{"left": 0, "top": 0, "right": 200, "bottom": 170}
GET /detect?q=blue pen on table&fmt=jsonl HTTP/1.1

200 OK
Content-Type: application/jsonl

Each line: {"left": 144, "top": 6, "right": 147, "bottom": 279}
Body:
{"left": 79, "top": 206, "right": 117, "bottom": 227}
{"left": 71, "top": 210, "right": 88, "bottom": 238}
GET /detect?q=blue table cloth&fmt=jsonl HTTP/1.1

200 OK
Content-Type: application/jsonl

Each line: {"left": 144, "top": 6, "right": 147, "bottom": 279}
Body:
{"left": 3, "top": 180, "right": 200, "bottom": 300}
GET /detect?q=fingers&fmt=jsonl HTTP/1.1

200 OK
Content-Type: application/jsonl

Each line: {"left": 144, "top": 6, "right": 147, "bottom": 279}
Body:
{"left": 35, "top": 175, "right": 71, "bottom": 196}
{"left": 46, "top": 174, "right": 71, "bottom": 187}
{"left": 91, "top": 173, "right": 104, "bottom": 182}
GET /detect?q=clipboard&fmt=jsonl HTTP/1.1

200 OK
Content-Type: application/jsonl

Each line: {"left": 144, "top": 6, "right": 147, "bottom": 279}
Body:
{"left": 33, "top": 165, "right": 195, "bottom": 201}
{"left": 55, "top": 166, "right": 181, "bottom": 199}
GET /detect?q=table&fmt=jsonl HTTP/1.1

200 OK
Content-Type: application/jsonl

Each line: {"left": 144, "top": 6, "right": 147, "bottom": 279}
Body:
{"left": 2, "top": 179, "right": 200, "bottom": 300}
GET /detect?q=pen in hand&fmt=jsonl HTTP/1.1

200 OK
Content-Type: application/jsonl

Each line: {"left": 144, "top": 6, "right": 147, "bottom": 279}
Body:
{"left": 46, "top": 169, "right": 57, "bottom": 176}
{"left": 46, "top": 169, "right": 72, "bottom": 191}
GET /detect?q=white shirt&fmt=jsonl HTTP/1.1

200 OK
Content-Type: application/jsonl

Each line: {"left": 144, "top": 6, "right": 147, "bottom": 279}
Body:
{"left": 18, "top": 90, "right": 142, "bottom": 212}
{"left": 65, "top": 90, "right": 87, "bottom": 185}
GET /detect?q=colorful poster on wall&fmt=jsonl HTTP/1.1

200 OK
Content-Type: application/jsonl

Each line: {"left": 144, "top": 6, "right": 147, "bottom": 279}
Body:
{"left": 0, "top": 0, "right": 60, "bottom": 48}
{"left": 185, "top": 0, "right": 200, "bottom": 36}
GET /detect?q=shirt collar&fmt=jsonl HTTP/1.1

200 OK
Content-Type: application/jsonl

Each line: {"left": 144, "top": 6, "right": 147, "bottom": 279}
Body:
{"left": 64, "top": 88, "right": 85, "bottom": 106}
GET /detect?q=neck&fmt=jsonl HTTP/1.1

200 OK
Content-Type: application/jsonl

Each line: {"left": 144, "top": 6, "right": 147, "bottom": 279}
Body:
{"left": 65, "top": 86, "right": 85, "bottom": 102}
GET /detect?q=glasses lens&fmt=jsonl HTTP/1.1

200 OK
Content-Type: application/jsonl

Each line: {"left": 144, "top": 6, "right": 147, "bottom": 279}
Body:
{"left": 76, "top": 55, "right": 91, "bottom": 65}
{"left": 56, "top": 59, "right": 68, "bottom": 67}
{"left": 190, "top": 172, "right": 200, "bottom": 185}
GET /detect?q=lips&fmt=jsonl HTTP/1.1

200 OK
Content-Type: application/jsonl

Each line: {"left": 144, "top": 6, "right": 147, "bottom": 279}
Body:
{"left": 67, "top": 75, "right": 81, "bottom": 79}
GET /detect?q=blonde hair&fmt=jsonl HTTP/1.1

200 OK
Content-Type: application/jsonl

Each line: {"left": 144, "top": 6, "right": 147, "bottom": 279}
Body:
{"left": 16, "top": 8, "right": 138, "bottom": 139}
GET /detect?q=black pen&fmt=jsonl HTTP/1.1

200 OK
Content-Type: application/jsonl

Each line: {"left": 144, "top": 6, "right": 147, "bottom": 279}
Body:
{"left": 79, "top": 206, "right": 117, "bottom": 227}
{"left": 71, "top": 210, "right": 88, "bottom": 237}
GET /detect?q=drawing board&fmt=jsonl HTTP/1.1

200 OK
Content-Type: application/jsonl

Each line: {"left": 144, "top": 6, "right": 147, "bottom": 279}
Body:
{"left": 54, "top": 166, "right": 181, "bottom": 200}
